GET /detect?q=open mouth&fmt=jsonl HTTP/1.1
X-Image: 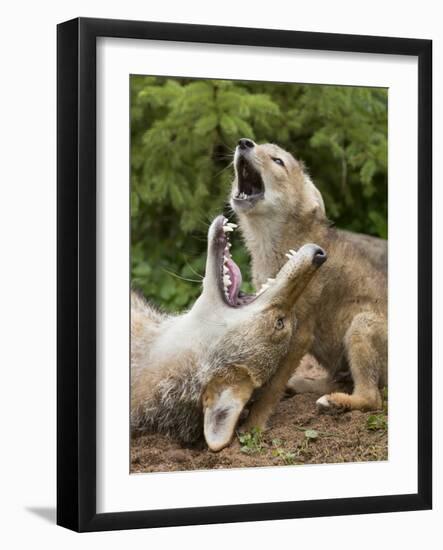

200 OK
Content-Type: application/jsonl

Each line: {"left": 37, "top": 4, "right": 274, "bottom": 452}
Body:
{"left": 214, "top": 217, "right": 294, "bottom": 307}
{"left": 215, "top": 218, "right": 252, "bottom": 307}
{"left": 210, "top": 217, "right": 327, "bottom": 308}
{"left": 213, "top": 218, "right": 262, "bottom": 307}
{"left": 232, "top": 156, "right": 265, "bottom": 205}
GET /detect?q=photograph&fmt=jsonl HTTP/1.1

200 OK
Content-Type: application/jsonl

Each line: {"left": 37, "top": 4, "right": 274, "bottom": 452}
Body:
{"left": 54, "top": 13, "right": 432, "bottom": 534}
{"left": 0, "top": 0, "right": 437, "bottom": 544}
{"left": 129, "top": 76, "right": 388, "bottom": 473}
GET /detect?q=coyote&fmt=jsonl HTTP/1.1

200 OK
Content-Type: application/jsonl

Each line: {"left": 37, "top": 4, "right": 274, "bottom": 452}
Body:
{"left": 230, "top": 139, "right": 387, "bottom": 431}
{"left": 131, "top": 215, "right": 326, "bottom": 451}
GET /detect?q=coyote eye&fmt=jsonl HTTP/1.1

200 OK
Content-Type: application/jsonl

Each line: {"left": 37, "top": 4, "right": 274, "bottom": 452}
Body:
{"left": 275, "top": 317, "right": 285, "bottom": 330}
{"left": 272, "top": 157, "right": 285, "bottom": 167}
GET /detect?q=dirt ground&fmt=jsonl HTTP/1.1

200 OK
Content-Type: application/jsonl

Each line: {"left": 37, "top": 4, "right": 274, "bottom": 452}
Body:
{"left": 131, "top": 361, "right": 388, "bottom": 473}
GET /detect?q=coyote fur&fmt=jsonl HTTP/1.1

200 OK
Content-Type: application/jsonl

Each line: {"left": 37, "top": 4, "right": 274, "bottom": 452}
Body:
{"left": 230, "top": 139, "right": 387, "bottom": 431}
{"left": 131, "top": 215, "right": 326, "bottom": 451}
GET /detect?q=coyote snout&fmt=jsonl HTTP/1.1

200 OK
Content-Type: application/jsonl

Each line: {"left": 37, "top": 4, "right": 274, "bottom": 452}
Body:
{"left": 131, "top": 215, "right": 326, "bottom": 451}
{"left": 232, "top": 138, "right": 314, "bottom": 215}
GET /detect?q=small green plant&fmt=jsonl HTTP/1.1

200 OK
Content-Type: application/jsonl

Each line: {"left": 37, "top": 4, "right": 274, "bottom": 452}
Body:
{"left": 294, "top": 425, "right": 336, "bottom": 438}
{"left": 238, "top": 427, "right": 264, "bottom": 454}
{"left": 366, "top": 388, "right": 388, "bottom": 431}
{"left": 270, "top": 438, "right": 298, "bottom": 465}
{"left": 272, "top": 427, "right": 323, "bottom": 464}
{"left": 304, "top": 429, "right": 319, "bottom": 441}
{"left": 367, "top": 414, "right": 388, "bottom": 431}
{"left": 272, "top": 448, "right": 297, "bottom": 465}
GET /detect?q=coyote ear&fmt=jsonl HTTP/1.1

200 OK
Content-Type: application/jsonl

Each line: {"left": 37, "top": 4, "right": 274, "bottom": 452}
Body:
{"left": 305, "top": 177, "right": 325, "bottom": 215}
{"left": 202, "top": 375, "right": 254, "bottom": 452}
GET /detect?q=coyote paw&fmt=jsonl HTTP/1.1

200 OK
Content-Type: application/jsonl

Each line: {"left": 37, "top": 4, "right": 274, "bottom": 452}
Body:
{"left": 316, "top": 393, "right": 350, "bottom": 414}
{"left": 316, "top": 391, "right": 382, "bottom": 413}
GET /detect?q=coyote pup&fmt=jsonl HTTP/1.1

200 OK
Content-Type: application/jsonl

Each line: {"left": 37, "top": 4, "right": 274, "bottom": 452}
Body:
{"left": 230, "top": 139, "right": 387, "bottom": 430}
{"left": 131, "top": 215, "right": 326, "bottom": 451}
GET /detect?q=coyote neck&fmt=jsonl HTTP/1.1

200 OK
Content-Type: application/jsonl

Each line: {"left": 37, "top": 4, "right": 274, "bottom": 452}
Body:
{"left": 239, "top": 211, "right": 329, "bottom": 288}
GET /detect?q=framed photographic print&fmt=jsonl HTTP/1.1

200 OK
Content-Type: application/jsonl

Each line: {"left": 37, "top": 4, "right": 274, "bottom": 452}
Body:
{"left": 57, "top": 17, "right": 432, "bottom": 532}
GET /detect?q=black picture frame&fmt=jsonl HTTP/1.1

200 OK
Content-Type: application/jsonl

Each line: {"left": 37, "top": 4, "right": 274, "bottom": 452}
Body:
{"left": 57, "top": 17, "right": 432, "bottom": 532}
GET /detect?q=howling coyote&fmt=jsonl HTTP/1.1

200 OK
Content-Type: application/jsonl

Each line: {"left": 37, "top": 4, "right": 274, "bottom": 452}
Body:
{"left": 230, "top": 139, "right": 387, "bottom": 431}
{"left": 131, "top": 215, "right": 326, "bottom": 451}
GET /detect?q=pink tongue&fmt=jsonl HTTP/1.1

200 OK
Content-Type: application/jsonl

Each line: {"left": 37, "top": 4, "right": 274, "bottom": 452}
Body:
{"left": 226, "top": 258, "right": 242, "bottom": 304}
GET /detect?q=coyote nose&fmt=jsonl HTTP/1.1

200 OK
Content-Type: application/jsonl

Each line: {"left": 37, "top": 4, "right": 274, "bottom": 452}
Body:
{"left": 312, "top": 247, "right": 327, "bottom": 266}
{"left": 238, "top": 138, "right": 255, "bottom": 150}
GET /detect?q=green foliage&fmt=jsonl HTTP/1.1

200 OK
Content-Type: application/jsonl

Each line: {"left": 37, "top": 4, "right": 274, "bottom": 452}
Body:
{"left": 131, "top": 76, "right": 387, "bottom": 311}
{"left": 366, "top": 414, "right": 388, "bottom": 431}
{"left": 272, "top": 447, "right": 297, "bottom": 465}
{"left": 238, "top": 427, "right": 265, "bottom": 454}
{"left": 270, "top": 428, "right": 323, "bottom": 465}
{"left": 304, "top": 429, "right": 319, "bottom": 441}
{"left": 294, "top": 425, "right": 337, "bottom": 437}
{"left": 366, "top": 387, "right": 388, "bottom": 431}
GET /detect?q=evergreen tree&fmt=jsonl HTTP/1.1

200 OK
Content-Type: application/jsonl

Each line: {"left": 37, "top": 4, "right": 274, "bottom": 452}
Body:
{"left": 131, "top": 76, "right": 387, "bottom": 311}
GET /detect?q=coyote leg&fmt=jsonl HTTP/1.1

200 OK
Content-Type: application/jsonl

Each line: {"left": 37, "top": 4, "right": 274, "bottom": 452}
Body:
{"left": 242, "top": 330, "right": 312, "bottom": 431}
{"left": 316, "top": 312, "right": 387, "bottom": 413}
{"left": 285, "top": 373, "right": 333, "bottom": 396}
{"left": 285, "top": 354, "right": 333, "bottom": 396}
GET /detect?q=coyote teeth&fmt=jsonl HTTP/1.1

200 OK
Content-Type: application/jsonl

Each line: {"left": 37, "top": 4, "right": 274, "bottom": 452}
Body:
{"left": 223, "top": 225, "right": 234, "bottom": 233}
{"left": 289, "top": 249, "right": 298, "bottom": 256}
{"left": 267, "top": 278, "right": 275, "bottom": 284}
{"left": 223, "top": 265, "right": 229, "bottom": 274}
{"left": 285, "top": 253, "right": 293, "bottom": 260}
{"left": 223, "top": 275, "right": 231, "bottom": 287}
{"left": 237, "top": 192, "right": 248, "bottom": 200}
{"left": 226, "top": 222, "right": 237, "bottom": 229}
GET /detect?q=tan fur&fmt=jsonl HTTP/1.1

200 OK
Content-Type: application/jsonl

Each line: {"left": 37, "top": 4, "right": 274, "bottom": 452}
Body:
{"left": 231, "top": 141, "right": 387, "bottom": 429}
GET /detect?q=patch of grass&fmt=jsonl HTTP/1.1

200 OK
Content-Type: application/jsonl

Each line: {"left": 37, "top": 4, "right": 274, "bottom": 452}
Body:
{"left": 304, "top": 429, "right": 319, "bottom": 440}
{"left": 272, "top": 448, "right": 297, "bottom": 465}
{"left": 270, "top": 438, "right": 300, "bottom": 465}
{"left": 366, "top": 414, "right": 388, "bottom": 431}
{"left": 238, "top": 427, "right": 265, "bottom": 454}
{"left": 366, "top": 388, "right": 388, "bottom": 432}
{"left": 294, "top": 425, "right": 337, "bottom": 438}
{"left": 270, "top": 427, "right": 324, "bottom": 465}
